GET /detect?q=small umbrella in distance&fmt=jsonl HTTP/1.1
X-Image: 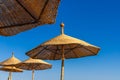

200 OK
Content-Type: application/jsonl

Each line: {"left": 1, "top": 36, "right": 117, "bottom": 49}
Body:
{"left": 26, "top": 23, "right": 100, "bottom": 80}
{"left": 15, "top": 58, "right": 52, "bottom": 80}
{"left": 0, "top": 0, "right": 60, "bottom": 36}
{"left": 0, "top": 52, "right": 21, "bottom": 80}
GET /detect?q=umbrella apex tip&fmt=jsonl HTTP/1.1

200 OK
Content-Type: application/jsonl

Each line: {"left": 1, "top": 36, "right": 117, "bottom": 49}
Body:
{"left": 60, "top": 22, "right": 64, "bottom": 27}
{"left": 60, "top": 22, "right": 65, "bottom": 34}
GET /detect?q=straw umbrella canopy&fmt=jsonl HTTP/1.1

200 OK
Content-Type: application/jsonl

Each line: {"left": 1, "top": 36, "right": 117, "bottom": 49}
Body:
{"left": 15, "top": 58, "right": 52, "bottom": 80}
{"left": 0, "top": 0, "right": 60, "bottom": 36}
{"left": 0, "top": 66, "right": 23, "bottom": 80}
{"left": 0, "top": 53, "right": 21, "bottom": 80}
{"left": 26, "top": 23, "right": 100, "bottom": 80}
{"left": 0, "top": 53, "right": 21, "bottom": 66}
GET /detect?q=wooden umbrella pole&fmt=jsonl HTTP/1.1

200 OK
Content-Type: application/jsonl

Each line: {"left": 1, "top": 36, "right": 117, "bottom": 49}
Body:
{"left": 9, "top": 72, "right": 12, "bottom": 80}
{"left": 32, "top": 70, "right": 34, "bottom": 80}
{"left": 60, "top": 45, "right": 65, "bottom": 80}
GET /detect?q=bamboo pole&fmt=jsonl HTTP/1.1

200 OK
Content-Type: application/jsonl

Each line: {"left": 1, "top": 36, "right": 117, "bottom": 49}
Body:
{"left": 60, "top": 45, "right": 65, "bottom": 80}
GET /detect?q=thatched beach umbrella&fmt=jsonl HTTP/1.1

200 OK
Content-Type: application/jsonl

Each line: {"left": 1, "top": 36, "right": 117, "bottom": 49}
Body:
{"left": 15, "top": 58, "right": 52, "bottom": 80}
{"left": 0, "top": 53, "right": 21, "bottom": 80}
{"left": 0, "top": 0, "right": 60, "bottom": 36}
{"left": 26, "top": 23, "right": 100, "bottom": 80}
{"left": 0, "top": 66, "right": 23, "bottom": 80}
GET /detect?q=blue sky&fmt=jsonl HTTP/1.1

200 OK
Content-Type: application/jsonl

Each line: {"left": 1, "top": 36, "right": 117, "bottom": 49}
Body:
{"left": 0, "top": 0, "right": 120, "bottom": 80}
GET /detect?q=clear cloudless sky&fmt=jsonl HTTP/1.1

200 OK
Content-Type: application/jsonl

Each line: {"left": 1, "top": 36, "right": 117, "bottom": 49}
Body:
{"left": 0, "top": 0, "right": 120, "bottom": 80}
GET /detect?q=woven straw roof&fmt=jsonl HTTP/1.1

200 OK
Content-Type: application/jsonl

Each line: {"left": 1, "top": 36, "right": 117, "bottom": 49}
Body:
{"left": 41, "top": 34, "right": 99, "bottom": 47}
{"left": 26, "top": 23, "right": 100, "bottom": 60}
{"left": 0, "top": 66, "right": 23, "bottom": 72}
{"left": 0, "top": 0, "right": 60, "bottom": 36}
{"left": 15, "top": 58, "right": 52, "bottom": 70}
{"left": 0, "top": 53, "right": 21, "bottom": 66}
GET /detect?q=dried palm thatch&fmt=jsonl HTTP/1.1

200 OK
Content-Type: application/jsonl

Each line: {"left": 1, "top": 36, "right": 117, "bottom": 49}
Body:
{"left": 15, "top": 58, "right": 52, "bottom": 80}
{"left": 15, "top": 58, "right": 52, "bottom": 70}
{"left": 0, "top": 66, "right": 23, "bottom": 72}
{"left": 27, "top": 33, "right": 100, "bottom": 60}
{"left": 0, "top": 0, "right": 60, "bottom": 36}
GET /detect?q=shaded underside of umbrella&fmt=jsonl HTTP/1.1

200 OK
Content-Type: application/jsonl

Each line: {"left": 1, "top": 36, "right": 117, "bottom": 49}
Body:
{"left": 0, "top": 0, "right": 60, "bottom": 36}
{"left": 0, "top": 66, "right": 23, "bottom": 72}
{"left": 15, "top": 58, "right": 52, "bottom": 70}
{"left": 0, "top": 53, "right": 21, "bottom": 66}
